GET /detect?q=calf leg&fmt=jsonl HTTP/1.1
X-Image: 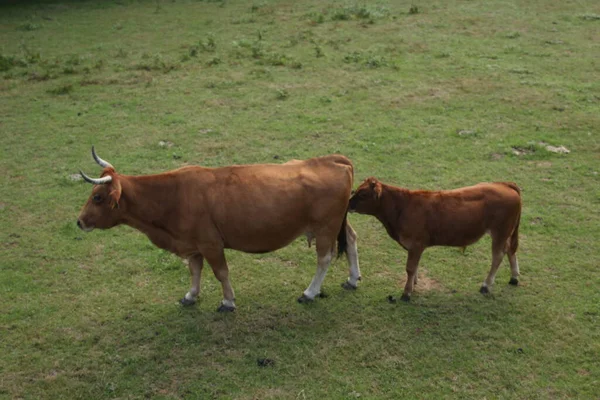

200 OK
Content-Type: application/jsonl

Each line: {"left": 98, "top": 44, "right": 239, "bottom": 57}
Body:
{"left": 180, "top": 254, "right": 204, "bottom": 306}
{"left": 341, "top": 222, "right": 361, "bottom": 290}
{"left": 204, "top": 250, "right": 236, "bottom": 312}
{"left": 299, "top": 239, "right": 334, "bottom": 303}
{"left": 398, "top": 248, "right": 423, "bottom": 302}
{"left": 480, "top": 238, "right": 506, "bottom": 294}
{"left": 508, "top": 253, "right": 520, "bottom": 285}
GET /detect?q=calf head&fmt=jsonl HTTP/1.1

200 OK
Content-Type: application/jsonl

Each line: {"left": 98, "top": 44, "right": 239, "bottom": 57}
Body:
{"left": 348, "top": 177, "right": 383, "bottom": 215}
{"left": 77, "top": 147, "right": 123, "bottom": 232}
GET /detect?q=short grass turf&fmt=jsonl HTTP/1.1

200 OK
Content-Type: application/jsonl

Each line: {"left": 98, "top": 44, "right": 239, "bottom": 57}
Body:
{"left": 1, "top": 0, "right": 599, "bottom": 398}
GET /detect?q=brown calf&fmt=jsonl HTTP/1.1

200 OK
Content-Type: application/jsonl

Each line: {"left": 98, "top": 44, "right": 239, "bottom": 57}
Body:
{"left": 348, "top": 177, "right": 521, "bottom": 301}
{"left": 77, "top": 147, "right": 361, "bottom": 312}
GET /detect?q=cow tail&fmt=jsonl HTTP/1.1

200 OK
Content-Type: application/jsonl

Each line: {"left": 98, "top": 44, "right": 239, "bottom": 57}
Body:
{"left": 337, "top": 213, "right": 348, "bottom": 258}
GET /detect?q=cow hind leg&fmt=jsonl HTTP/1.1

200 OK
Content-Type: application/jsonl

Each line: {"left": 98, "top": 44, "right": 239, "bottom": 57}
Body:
{"left": 180, "top": 254, "right": 204, "bottom": 306}
{"left": 204, "top": 250, "right": 236, "bottom": 312}
{"left": 299, "top": 239, "right": 334, "bottom": 303}
{"left": 508, "top": 253, "right": 520, "bottom": 285}
{"left": 480, "top": 236, "right": 507, "bottom": 294}
{"left": 341, "top": 222, "right": 361, "bottom": 290}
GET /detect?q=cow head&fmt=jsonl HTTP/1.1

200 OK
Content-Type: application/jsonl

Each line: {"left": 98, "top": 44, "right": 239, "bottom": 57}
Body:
{"left": 77, "top": 147, "right": 123, "bottom": 232}
{"left": 348, "top": 177, "right": 383, "bottom": 215}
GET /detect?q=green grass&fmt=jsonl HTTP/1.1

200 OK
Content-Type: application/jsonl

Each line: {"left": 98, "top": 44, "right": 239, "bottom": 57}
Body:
{"left": 1, "top": 0, "right": 599, "bottom": 398}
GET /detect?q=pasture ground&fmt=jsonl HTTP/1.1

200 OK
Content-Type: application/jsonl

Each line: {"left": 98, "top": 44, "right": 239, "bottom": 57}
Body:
{"left": 1, "top": 0, "right": 599, "bottom": 398}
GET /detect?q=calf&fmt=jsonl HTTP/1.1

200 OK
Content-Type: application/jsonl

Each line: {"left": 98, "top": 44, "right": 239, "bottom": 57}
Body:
{"left": 348, "top": 177, "right": 521, "bottom": 301}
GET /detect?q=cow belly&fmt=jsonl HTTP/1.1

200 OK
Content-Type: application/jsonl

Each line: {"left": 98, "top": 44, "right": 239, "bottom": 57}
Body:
{"left": 223, "top": 224, "right": 307, "bottom": 253}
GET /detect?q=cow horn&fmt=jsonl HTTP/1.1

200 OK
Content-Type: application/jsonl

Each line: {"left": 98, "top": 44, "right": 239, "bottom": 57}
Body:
{"left": 91, "top": 146, "right": 114, "bottom": 169}
{"left": 79, "top": 170, "right": 112, "bottom": 185}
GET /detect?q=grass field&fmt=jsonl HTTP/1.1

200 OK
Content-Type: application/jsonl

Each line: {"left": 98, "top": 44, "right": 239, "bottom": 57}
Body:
{"left": 1, "top": 0, "right": 599, "bottom": 398}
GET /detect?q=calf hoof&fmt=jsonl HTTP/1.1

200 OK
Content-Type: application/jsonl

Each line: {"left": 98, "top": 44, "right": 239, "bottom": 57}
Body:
{"left": 509, "top": 278, "right": 519, "bottom": 286}
{"left": 297, "top": 294, "right": 314, "bottom": 304}
{"left": 179, "top": 297, "right": 196, "bottom": 306}
{"left": 400, "top": 294, "right": 411, "bottom": 303}
{"left": 216, "top": 304, "right": 236, "bottom": 312}
{"left": 341, "top": 281, "right": 357, "bottom": 290}
{"left": 479, "top": 286, "right": 490, "bottom": 294}
{"left": 387, "top": 295, "right": 397, "bottom": 304}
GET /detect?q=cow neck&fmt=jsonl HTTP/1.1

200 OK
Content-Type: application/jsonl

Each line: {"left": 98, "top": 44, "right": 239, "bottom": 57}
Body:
{"left": 119, "top": 174, "right": 176, "bottom": 235}
{"left": 376, "top": 184, "right": 406, "bottom": 242}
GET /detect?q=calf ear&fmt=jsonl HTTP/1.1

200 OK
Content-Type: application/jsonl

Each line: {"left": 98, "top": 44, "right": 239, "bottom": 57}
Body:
{"left": 374, "top": 181, "right": 382, "bottom": 199}
{"left": 368, "top": 178, "right": 382, "bottom": 199}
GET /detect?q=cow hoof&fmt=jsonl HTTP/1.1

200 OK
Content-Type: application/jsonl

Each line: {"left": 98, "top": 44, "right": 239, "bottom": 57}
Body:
{"left": 318, "top": 291, "right": 328, "bottom": 298}
{"left": 479, "top": 286, "right": 490, "bottom": 294}
{"left": 400, "top": 294, "right": 411, "bottom": 302}
{"left": 216, "top": 304, "right": 236, "bottom": 312}
{"left": 341, "top": 281, "right": 357, "bottom": 290}
{"left": 179, "top": 297, "right": 196, "bottom": 306}
{"left": 387, "top": 295, "right": 397, "bottom": 304}
{"left": 297, "top": 294, "right": 314, "bottom": 304}
{"left": 509, "top": 278, "right": 519, "bottom": 286}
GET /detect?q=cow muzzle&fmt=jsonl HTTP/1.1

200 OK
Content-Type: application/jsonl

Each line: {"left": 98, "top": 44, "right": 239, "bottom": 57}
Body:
{"left": 77, "top": 219, "right": 94, "bottom": 232}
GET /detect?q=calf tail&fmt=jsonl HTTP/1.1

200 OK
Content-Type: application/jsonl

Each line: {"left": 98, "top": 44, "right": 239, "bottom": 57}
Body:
{"left": 337, "top": 213, "right": 348, "bottom": 258}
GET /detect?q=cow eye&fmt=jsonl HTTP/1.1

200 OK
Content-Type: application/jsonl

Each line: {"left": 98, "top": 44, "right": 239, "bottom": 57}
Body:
{"left": 92, "top": 194, "right": 103, "bottom": 203}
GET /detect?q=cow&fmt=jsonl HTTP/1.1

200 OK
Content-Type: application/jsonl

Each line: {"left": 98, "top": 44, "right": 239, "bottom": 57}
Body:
{"left": 77, "top": 147, "right": 361, "bottom": 312}
{"left": 348, "top": 177, "right": 521, "bottom": 302}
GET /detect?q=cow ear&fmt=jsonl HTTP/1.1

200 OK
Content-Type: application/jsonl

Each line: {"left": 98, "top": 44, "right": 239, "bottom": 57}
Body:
{"left": 108, "top": 179, "right": 122, "bottom": 209}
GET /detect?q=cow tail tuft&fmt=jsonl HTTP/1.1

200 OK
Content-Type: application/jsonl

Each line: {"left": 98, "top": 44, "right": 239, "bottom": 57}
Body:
{"left": 337, "top": 213, "right": 348, "bottom": 258}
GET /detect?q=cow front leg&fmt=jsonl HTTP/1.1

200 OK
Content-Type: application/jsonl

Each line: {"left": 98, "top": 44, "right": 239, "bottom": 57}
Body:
{"left": 299, "top": 241, "right": 333, "bottom": 303}
{"left": 341, "top": 222, "right": 361, "bottom": 290}
{"left": 205, "top": 250, "right": 236, "bottom": 312}
{"left": 393, "top": 247, "right": 423, "bottom": 303}
{"left": 180, "top": 254, "right": 204, "bottom": 306}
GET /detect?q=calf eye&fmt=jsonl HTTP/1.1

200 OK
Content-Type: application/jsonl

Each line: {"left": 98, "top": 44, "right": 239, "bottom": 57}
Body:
{"left": 92, "top": 194, "right": 103, "bottom": 203}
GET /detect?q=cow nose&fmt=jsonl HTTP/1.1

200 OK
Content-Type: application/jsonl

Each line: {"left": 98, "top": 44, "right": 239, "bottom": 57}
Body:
{"left": 77, "top": 219, "right": 82, "bottom": 229}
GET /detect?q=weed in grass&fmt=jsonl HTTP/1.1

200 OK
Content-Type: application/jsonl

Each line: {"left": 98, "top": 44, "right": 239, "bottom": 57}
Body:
{"left": 275, "top": 88, "right": 289, "bottom": 100}
{"left": 314, "top": 44, "right": 325, "bottom": 58}
{"left": 199, "top": 33, "right": 217, "bottom": 52}
{"left": 578, "top": 13, "right": 600, "bottom": 20}
{"left": 47, "top": 84, "right": 73, "bottom": 95}
{"left": 505, "top": 31, "right": 521, "bottom": 38}
{"left": 409, "top": 5, "right": 420, "bottom": 14}
{"left": 0, "top": 54, "right": 26, "bottom": 72}
{"left": 18, "top": 21, "right": 41, "bottom": 31}
{"left": 115, "top": 48, "right": 128, "bottom": 58}
{"left": 207, "top": 56, "right": 221, "bottom": 66}
{"left": 306, "top": 11, "right": 326, "bottom": 24}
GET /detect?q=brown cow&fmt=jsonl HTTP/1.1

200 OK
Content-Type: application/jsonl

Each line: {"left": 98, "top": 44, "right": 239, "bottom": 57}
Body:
{"left": 77, "top": 147, "right": 361, "bottom": 312}
{"left": 348, "top": 177, "right": 521, "bottom": 302}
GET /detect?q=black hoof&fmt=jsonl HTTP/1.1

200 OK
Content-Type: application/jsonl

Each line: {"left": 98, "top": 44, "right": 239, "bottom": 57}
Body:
{"left": 480, "top": 286, "right": 490, "bottom": 294}
{"left": 509, "top": 278, "right": 519, "bottom": 286}
{"left": 387, "top": 295, "right": 397, "bottom": 303}
{"left": 297, "top": 294, "right": 314, "bottom": 304}
{"left": 341, "top": 281, "right": 357, "bottom": 290}
{"left": 400, "top": 294, "right": 411, "bottom": 302}
{"left": 179, "top": 297, "right": 196, "bottom": 306}
{"left": 216, "top": 304, "right": 236, "bottom": 312}
{"left": 318, "top": 291, "right": 328, "bottom": 298}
